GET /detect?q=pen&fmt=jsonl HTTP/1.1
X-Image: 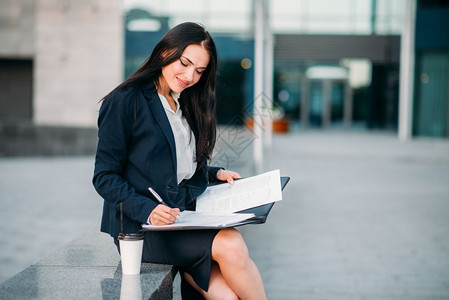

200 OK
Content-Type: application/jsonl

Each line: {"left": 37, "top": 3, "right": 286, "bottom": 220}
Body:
{"left": 148, "top": 187, "right": 180, "bottom": 221}
{"left": 148, "top": 187, "right": 169, "bottom": 206}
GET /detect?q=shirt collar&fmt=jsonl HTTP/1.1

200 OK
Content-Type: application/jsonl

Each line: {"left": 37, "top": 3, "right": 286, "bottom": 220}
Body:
{"left": 172, "top": 91, "right": 181, "bottom": 109}
{"left": 159, "top": 91, "right": 181, "bottom": 114}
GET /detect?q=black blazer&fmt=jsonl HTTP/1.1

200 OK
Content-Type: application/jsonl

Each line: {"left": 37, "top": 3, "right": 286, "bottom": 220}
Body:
{"left": 93, "top": 83, "right": 221, "bottom": 238}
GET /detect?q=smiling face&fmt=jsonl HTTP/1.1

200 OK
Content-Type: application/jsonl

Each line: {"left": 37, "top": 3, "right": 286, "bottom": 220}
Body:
{"left": 159, "top": 44, "right": 210, "bottom": 95}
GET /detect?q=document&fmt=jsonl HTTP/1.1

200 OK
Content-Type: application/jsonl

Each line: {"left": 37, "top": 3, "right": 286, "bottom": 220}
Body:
{"left": 141, "top": 170, "right": 283, "bottom": 231}
{"left": 142, "top": 211, "right": 255, "bottom": 231}
{"left": 196, "top": 169, "right": 282, "bottom": 213}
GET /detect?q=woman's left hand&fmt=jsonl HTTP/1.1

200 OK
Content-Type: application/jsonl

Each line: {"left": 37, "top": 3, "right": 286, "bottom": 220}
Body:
{"left": 216, "top": 169, "right": 241, "bottom": 185}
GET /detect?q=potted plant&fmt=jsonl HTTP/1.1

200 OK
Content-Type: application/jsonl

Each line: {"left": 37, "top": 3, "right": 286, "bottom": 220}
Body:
{"left": 244, "top": 105, "right": 290, "bottom": 133}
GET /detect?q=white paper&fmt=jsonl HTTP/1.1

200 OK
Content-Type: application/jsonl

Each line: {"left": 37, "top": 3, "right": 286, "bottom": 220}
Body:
{"left": 142, "top": 210, "right": 255, "bottom": 230}
{"left": 196, "top": 169, "right": 282, "bottom": 213}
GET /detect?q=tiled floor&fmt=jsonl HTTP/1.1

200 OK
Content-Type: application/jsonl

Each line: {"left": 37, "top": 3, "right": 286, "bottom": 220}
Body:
{"left": 2, "top": 130, "right": 449, "bottom": 299}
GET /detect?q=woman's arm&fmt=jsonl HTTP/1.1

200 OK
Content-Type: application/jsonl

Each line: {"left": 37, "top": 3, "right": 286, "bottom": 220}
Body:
{"left": 92, "top": 89, "right": 157, "bottom": 224}
{"left": 207, "top": 166, "right": 223, "bottom": 183}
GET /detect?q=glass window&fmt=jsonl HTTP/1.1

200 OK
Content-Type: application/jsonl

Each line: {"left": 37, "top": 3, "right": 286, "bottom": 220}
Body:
{"left": 122, "top": 0, "right": 406, "bottom": 35}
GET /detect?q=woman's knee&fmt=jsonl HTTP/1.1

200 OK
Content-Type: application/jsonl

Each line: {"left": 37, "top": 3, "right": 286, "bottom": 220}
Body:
{"left": 206, "top": 262, "right": 239, "bottom": 300}
{"left": 212, "top": 228, "right": 249, "bottom": 265}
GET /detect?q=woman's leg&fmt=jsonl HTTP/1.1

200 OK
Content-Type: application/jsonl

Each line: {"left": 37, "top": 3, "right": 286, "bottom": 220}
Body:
{"left": 210, "top": 228, "right": 267, "bottom": 300}
{"left": 184, "top": 262, "right": 238, "bottom": 299}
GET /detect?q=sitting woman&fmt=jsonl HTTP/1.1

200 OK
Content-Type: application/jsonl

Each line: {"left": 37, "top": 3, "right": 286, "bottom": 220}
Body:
{"left": 92, "top": 22, "right": 266, "bottom": 299}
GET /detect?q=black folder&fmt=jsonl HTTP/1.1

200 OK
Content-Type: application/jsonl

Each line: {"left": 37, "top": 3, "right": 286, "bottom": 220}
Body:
{"left": 228, "top": 176, "right": 290, "bottom": 227}
{"left": 142, "top": 176, "right": 290, "bottom": 231}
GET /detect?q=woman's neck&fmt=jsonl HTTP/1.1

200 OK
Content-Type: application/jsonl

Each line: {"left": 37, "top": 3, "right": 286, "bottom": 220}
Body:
{"left": 156, "top": 76, "right": 177, "bottom": 111}
{"left": 156, "top": 76, "right": 171, "bottom": 99}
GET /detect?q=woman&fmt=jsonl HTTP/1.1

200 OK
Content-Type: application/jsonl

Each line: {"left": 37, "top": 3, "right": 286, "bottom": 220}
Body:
{"left": 93, "top": 22, "right": 266, "bottom": 299}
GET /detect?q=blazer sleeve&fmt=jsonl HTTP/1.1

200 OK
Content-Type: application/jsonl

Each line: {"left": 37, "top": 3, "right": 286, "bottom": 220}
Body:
{"left": 92, "top": 89, "right": 157, "bottom": 224}
{"left": 207, "top": 166, "right": 224, "bottom": 183}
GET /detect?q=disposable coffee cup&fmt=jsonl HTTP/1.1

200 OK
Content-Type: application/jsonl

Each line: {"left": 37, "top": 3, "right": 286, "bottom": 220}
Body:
{"left": 118, "top": 233, "right": 144, "bottom": 275}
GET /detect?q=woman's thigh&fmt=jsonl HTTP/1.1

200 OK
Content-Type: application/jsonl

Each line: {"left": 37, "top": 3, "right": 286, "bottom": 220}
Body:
{"left": 211, "top": 228, "right": 249, "bottom": 263}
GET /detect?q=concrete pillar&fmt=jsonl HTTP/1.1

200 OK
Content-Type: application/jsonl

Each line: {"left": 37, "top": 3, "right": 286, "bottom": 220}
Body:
{"left": 398, "top": 0, "right": 416, "bottom": 141}
{"left": 253, "top": 0, "right": 265, "bottom": 174}
{"left": 264, "top": 24, "right": 274, "bottom": 149}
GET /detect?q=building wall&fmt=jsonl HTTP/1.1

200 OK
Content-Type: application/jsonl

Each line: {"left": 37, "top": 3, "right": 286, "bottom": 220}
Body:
{"left": 0, "top": 0, "right": 35, "bottom": 58}
{"left": 34, "top": 0, "right": 123, "bottom": 127}
{"left": 0, "top": 0, "right": 123, "bottom": 155}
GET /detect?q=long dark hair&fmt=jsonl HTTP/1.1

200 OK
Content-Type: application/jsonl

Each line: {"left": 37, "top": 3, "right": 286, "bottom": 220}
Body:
{"left": 106, "top": 22, "right": 218, "bottom": 166}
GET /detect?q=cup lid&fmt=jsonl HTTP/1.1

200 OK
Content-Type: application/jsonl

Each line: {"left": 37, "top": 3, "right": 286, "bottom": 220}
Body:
{"left": 118, "top": 233, "right": 144, "bottom": 241}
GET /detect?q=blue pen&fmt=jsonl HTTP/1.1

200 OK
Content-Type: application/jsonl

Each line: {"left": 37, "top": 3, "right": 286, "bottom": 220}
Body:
{"left": 148, "top": 187, "right": 169, "bottom": 206}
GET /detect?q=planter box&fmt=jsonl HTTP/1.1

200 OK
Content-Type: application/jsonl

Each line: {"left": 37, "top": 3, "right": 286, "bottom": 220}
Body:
{"left": 244, "top": 118, "right": 290, "bottom": 133}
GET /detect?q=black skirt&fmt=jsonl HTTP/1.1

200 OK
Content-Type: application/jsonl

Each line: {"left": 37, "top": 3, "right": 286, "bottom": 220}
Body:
{"left": 141, "top": 229, "right": 220, "bottom": 292}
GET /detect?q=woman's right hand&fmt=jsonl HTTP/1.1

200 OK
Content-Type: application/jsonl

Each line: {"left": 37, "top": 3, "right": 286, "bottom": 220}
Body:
{"left": 149, "top": 204, "right": 180, "bottom": 225}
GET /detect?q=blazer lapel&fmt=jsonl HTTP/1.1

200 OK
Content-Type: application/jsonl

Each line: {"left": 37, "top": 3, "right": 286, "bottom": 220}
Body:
{"left": 142, "top": 84, "right": 177, "bottom": 172}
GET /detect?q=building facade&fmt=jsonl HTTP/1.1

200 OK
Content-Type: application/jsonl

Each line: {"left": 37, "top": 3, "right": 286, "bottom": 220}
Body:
{"left": 1, "top": 0, "right": 448, "bottom": 156}
{"left": 0, "top": 0, "right": 123, "bottom": 155}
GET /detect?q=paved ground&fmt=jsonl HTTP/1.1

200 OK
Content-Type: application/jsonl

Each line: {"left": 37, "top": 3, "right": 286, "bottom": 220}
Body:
{"left": 241, "top": 131, "right": 449, "bottom": 300}
{"left": 0, "top": 157, "right": 102, "bottom": 284}
{"left": 1, "top": 130, "right": 449, "bottom": 299}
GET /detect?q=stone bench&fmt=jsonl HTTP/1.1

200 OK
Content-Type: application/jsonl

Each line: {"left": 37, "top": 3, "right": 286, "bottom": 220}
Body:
{"left": 0, "top": 230, "right": 176, "bottom": 299}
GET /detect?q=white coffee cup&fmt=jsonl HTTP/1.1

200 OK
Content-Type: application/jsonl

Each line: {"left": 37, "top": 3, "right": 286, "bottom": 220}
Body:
{"left": 118, "top": 233, "right": 144, "bottom": 275}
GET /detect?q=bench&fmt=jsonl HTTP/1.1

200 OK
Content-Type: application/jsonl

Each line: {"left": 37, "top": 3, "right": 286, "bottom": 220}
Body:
{"left": 0, "top": 230, "right": 176, "bottom": 299}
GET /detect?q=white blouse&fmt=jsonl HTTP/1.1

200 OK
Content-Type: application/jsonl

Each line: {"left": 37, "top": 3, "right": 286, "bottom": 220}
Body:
{"left": 158, "top": 92, "right": 197, "bottom": 184}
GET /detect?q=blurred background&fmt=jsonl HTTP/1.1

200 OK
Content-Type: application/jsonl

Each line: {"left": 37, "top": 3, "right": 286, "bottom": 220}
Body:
{"left": 1, "top": 0, "right": 449, "bottom": 298}
{"left": 1, "top": 0, "right": 448, "bottom": 150}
